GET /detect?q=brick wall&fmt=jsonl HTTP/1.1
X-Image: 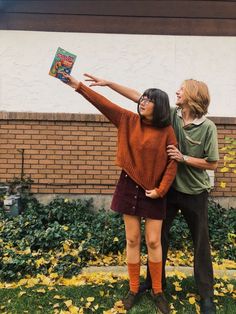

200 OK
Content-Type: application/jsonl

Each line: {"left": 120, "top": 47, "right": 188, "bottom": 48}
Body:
{"left": 211, "top": 117, "right": 236, "bottom": 198}
{"left": 0, "top": 112, "right": 235, "bottom": 198}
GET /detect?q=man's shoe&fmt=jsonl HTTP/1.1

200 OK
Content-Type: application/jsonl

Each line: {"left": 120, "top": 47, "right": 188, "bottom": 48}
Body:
{"left": 138, "top": 281, "right": 152, "bottom": 294}
{"left": 200, "top": 297, "right": 216, "bottom": 314}
{"left": 122, "top": 290, "right": 138, "bottom": 310}
{"left": 151, "top": 291, "right": 170, "bottom": 314}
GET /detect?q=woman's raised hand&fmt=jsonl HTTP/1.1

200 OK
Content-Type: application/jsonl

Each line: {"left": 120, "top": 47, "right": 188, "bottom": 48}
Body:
{"left": 61, "top": 73, "right": 80, "bottom": 89}
{"left": 84, "top": 73, "right": 109, "bottom": 87}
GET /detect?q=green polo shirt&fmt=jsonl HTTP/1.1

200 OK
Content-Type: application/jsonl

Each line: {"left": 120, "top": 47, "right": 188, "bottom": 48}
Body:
{"left": 171, "top": 107, "right": 219, "bottom": 195}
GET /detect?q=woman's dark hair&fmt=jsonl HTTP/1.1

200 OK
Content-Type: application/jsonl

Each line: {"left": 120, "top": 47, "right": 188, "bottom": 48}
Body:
{"left": 137, "top": 88, "right": 171, "bottom": 128}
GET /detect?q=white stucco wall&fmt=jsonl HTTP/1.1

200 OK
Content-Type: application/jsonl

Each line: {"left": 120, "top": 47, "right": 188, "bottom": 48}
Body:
{"left": 0, "top": 30, "right": 235, "bottom": 117}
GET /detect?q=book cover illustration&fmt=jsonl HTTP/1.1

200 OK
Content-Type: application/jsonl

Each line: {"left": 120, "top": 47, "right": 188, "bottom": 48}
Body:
{"left": 49, "top": 47, "right": 77, "bottom": 83}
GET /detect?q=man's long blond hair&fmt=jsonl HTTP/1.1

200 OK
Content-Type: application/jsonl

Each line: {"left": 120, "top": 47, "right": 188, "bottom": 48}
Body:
{"left": 183, "top": 79, "right": 210, "bottom": 118}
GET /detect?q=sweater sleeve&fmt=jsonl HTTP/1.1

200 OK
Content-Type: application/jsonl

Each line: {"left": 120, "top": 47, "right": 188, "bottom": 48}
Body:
{"left": 75, "top": 82, "right": 133, "bottom": 128}
{"left": 155, "top": 127, "right": 178, "bottom": 197}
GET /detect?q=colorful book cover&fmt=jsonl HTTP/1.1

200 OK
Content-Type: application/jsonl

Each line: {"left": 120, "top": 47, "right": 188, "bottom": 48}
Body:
{"left": 49, "top": 47, "right": 77, "bottom": 82}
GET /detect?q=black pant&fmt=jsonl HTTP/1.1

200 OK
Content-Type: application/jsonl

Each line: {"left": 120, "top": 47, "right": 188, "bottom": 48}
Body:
{"left": 146, "top": 188, "right": 214, "bottom": 298}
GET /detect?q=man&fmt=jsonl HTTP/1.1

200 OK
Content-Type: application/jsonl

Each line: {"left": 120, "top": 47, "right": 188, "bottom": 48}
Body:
{"left": 142, "top": 79, "right": 219, "bottom": 314}
{"left": 84, "top": 74, "right": 219, "bottom": 314}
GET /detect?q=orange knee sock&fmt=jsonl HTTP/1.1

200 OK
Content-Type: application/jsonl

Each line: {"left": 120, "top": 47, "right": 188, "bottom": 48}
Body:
{"left": 127, "top": 262, "right": 140, "bottom": 293}
{"left": 148, "top": 260, "right": 162, "bottom": 294}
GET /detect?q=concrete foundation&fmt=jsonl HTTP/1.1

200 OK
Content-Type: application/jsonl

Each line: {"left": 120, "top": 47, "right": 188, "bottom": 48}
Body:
{"left": 35, "top": 194, "right": 236, "bottom": 210}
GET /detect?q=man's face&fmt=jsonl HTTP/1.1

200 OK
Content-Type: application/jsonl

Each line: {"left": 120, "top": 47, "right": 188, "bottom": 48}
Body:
{"left": 176, "top": 85, "right": 186, "bottom": 107}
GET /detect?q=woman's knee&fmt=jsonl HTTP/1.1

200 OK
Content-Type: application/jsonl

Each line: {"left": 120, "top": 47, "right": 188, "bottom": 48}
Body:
{"left": 126, "top": 235, "right": 141, "bottom": 248}
{"left": 146, "top": 238, "right": 161, "bottom": 250}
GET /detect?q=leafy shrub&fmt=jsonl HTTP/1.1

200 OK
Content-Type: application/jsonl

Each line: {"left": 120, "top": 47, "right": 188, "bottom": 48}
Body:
{"left": 168, "top": 199, "right": 236, "bottom": 261}
{"left": 208, "top": 200, "right": 235, "bottom": 261}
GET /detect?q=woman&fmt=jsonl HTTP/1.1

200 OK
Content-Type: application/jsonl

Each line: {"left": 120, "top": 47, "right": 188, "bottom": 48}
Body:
{"left": 61, "top": 73, "right": 177, "bottom": 314}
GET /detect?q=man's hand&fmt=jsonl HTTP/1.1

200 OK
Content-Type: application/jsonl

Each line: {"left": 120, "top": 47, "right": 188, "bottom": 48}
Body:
{"left": 145, "top": 189, "right": 160, "bottom": 199}
{"left": 84, "top": 73, "right": 109, "bottom": 87}
{"left": 167, "top": 145, "right": 184, "bottom": 162}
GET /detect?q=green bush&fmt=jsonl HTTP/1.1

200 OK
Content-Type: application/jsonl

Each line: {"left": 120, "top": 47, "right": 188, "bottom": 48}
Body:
{"left": 168, "top": 200, "right": 236, "bottom": 261}
{"left": 0, "top": 196, "right": 235, "bottom": 281}
{"left": 208, "top": 200, "right": 235, "bottom": 260}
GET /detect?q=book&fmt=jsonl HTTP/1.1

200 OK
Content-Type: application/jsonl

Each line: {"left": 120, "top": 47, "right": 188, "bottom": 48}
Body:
{"left": 49, "top": 47, "right": 77, "bottom": 82}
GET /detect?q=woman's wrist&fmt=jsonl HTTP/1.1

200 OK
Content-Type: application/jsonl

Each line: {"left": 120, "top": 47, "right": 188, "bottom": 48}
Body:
{"left": 74, "top": 81, "right": 81, "bottom": 90}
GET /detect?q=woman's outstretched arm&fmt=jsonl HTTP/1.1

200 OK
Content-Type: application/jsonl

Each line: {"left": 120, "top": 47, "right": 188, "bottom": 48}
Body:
{"left": 84, "top": 73, "right": 142, "bottom": 103}
{"left": 61, "top": 73, "right": 133, "bottom": 128}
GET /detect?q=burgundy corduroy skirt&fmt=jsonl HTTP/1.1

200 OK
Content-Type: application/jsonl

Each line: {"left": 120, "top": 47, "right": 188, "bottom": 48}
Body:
{"left": 111, "top": 171, "right": 166, "bottom": 220}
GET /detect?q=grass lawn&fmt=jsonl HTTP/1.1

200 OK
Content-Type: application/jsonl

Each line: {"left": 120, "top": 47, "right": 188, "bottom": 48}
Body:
{"left": 0, "top": 276, "right": 235, "bottom": 314}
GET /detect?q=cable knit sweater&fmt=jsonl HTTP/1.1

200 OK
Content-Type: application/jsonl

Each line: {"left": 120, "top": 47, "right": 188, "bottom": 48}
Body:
{"left": 76, "top": 82, "right": 177, "bottom": 197}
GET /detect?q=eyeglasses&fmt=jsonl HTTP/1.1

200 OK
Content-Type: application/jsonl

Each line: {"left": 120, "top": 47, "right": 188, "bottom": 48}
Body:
{"left": 139, "top": 96, "right": 153, "bottom": 105}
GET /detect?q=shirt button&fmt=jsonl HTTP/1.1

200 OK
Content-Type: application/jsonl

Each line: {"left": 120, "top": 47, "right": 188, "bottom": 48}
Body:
{"left": 134, "top": 196, "right": 137, "bottom": 199}
{"left": 132, "top": 206, "right": 135, "bottom": 209}
{"left": 136, "top": 185, "right": 139, "bottom": 189}
{"left": 125, "top": 174, "right": 128, "bottom": 177}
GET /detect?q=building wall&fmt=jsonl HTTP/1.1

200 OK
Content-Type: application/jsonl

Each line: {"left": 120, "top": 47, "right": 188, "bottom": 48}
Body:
{"left": 0, "top": 112, "right": 235, "bottom": 208}
{"left": 0, "top": 1, "right": 235, "bottom": 207}
{"left": 0, "top": 31, "right": 236, "bottom": 118}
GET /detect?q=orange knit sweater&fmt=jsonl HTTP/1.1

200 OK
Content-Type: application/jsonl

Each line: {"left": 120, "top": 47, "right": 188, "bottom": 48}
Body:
{"left": 76, "top": 82, "right": 177, "bottom": 197}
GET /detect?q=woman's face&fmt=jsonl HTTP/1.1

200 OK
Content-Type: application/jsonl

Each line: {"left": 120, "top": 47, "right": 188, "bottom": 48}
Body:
{"left": 139, "top": 96, "right": 154, "bottom": 121}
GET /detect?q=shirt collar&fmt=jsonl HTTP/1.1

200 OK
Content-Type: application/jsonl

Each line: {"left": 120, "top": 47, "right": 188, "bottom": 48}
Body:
{"left": 176, "top": 107, "right": 206, "bottom": 125}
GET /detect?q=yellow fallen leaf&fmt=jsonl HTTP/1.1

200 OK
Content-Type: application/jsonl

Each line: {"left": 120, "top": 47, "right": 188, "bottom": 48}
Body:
{"left": 53, "top": 295, "right": 62, "bottom": 299}
{"left": 53, "top": 303, "right": 60, "bottom": 308}
{"left": 36, "top": 288, "right": 46, "bottom": 293}
{"left": 23, "top": 248, "right": 31, "bottom": 254}
{"left": 40, "top": 276, "right": 52, "bottom": 286}
{"left": 227, "top": 284, "right": 234, "bottom": 293}
{"left": 189, "top": 296, "right": 196, "bottom": 304}
{"left": 86, "top": 297, "right": 95, "bottom": 302}
{"left": 18, "top": 291, "right": 26, "bottom": 297}
{"left": 64, "top": 300, "right": 73, "bottom": 308}
{"left": 50, "top": 273, "right": 59, "bottom": 279}
{"left": 195, "top": 302, "right": 200, "bottom": 314}
{"left": 85, "top": 302, "right": 91, "bottom": 308}
{"left": 35, "top": 257, "right": 47, "bottom": 268}
{"left": 26, "top": 278, "right": 40, "bottom": 287}
{"left": 114, "top": 300, "right": 124, "bottom": 307}
{"left": 170, "top": 303, "right": 175, "bottom": 309}
{"left": 69, "top": 305, "right": 79, "bottom": 314}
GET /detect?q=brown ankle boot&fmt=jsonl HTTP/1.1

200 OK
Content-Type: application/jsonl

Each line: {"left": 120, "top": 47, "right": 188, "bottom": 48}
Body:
{"left": 122, "top": 290, "right": 138, "bottom": 310}
{"left": 151, "top": 291, "right": 170, "bottom": 314}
